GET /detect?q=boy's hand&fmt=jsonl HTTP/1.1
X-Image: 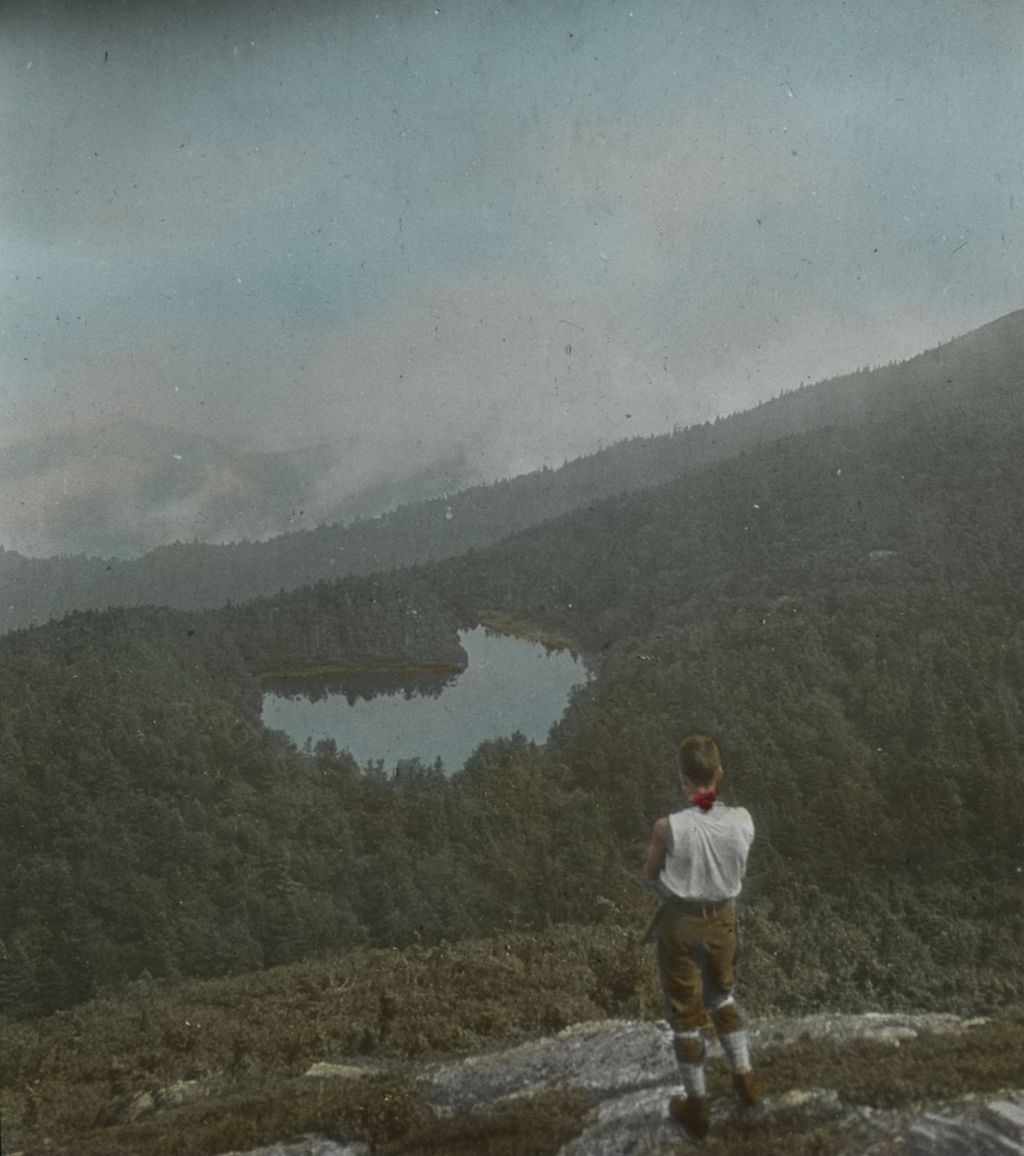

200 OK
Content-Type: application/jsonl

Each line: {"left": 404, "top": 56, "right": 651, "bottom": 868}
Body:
{"left": 642, "top": 817, "right": 670, "bottom": 880}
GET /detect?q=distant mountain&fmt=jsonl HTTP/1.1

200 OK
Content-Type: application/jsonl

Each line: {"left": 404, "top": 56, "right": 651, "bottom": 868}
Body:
{"left": 1, "top": 310, "right": 1020, "bottom": 632}
{"left": 0, "top": 422, "right": 479, "bottom": 560}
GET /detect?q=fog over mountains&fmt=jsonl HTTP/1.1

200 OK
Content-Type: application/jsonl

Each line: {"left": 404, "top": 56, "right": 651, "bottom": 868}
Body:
{"left": 5, "top": 310, "right": 1020, "bottom": 564}
{"left": 0, "top": 309, "right": 1020, "bottom": 634}
{"left": 6, "top": 0, "right": 1020, "bottom": 566}
{"left": 0, "top": 421, "right": 478, "bottom": 560}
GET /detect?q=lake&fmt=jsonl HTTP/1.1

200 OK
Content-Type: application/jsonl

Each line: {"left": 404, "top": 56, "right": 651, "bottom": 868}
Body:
{"left": 261, "top": 626, "right": 589, "bottom": 773}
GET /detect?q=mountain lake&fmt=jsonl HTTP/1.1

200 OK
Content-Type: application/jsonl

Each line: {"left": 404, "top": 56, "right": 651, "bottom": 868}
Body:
{"left": 261, "top": 626, "right": 589, "bottom": 773}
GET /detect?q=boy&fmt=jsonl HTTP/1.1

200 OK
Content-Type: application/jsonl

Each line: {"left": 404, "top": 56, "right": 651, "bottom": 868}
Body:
{"left": 642, "top": 732, "right": 760, "bottom": 1141}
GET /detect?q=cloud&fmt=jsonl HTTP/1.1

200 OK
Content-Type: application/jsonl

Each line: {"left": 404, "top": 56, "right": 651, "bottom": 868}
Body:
{"left": 294, "top": 272, "right": 687, "bottom": 481}
{"left": 3, "top": 0, "right": 1019, "bottom": 557}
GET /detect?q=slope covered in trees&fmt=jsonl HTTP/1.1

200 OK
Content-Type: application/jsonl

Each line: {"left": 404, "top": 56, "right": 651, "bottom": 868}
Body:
{"left": 0, "top": 578, "right": 469, "bottom": 1016}
{"left": 1, "top": 310, "right": 1020, "bottom": 633}
{"left": 1, "top": 331, "right": 1019, "bottom": 1022}
{"left": 439, "top": 406, "right": 1022, "bottom": 885}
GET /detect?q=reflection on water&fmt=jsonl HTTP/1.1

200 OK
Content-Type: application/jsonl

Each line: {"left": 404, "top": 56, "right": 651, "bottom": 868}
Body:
{"left": 261, "top": 669, "right": 457, "bottom": 706}
{"left": 261, "top": 626, "right": 588, "bottom": 772}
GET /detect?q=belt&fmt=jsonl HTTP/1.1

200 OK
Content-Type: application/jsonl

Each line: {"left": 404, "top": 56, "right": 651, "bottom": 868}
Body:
{"left": 666, "top": 896, "right": 734, "bottom": 918}
{"left": 639, "top": 896, "right": 734, "bottom": 945}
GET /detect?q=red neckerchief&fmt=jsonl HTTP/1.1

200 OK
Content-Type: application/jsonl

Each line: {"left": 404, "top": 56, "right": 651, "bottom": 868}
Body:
{"left": 690, "top": 788, "right": 718, "bottom": 813}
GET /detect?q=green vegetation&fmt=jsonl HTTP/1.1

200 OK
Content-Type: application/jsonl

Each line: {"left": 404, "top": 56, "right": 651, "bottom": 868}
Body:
{"left": 1, "top": 319, "right": 1021, "bottom": 1151}
{"left": 477, "top": 610, "right": 581, "bottom": 654}
{"left": 748, "top": 1021, "right": 1023, "bottom": 1110}
{"left": 3, "top": 925, "right": 1020, "bottom": 1155}
{"left": 2, "top": 925, "right": 634, "bottom": 1154}
{"left": 257, "top": 662, "right": 463, "bottom": 678}
{"left": 1, "top": 402, "right": 1020, "bottom": 1021}
{"left": 3, "top": 406, "right": 1021, "bottom": 1017}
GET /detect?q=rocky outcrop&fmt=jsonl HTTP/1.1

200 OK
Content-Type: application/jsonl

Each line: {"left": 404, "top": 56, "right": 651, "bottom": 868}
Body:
{"left": 853, "top": 1096, "right": 1024, "bottom": 1156}
{"left": 120, "top": 1077, "right": 222, "bottom": 1125}
{"left": 219, "top": 1140, "right": 368, "bottom": 1156}
{"left": 415, "top": 1014, "right": 1022, "bottom": 1155}
{"left": 751, "top": 1010, "right": 989, "bottom": 1048}
{"left": 416, "top": 1011, "right": 989, "bottom": 1114}
{"left": 559, "top": 1085, "right": 849, "bottom": 1155}
{"left": 217, "top": 1013, "right": 1020, "bottom": 1155}
{"left": 419, "top": 1019, "right": 676, "bottom": 1115}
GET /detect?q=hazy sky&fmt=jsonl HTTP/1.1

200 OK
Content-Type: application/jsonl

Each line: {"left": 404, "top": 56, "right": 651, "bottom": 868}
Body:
{"left": 2, "top": 0, "right": 1021, "bottom": 549}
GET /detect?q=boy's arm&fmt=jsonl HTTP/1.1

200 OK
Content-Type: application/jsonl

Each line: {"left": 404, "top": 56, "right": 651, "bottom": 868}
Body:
{"left": 642, "top": 817, "right": 670, "bottom": 880}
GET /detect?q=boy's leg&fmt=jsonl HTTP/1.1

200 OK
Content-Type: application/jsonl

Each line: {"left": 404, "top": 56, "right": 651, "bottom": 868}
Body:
{"left": 704, "top": 906, "right": 761, "bottom": 1105}
{"left": 656, "top": 912, "right": 708, "bottom": 1099}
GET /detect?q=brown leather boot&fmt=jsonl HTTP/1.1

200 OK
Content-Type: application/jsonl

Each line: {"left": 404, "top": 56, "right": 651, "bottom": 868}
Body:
{"left": 669, "top": 1095, "right": 711, "bottom": 1140}
{"left": 732, "top": 1068, "right": 762, "bottom": 1108}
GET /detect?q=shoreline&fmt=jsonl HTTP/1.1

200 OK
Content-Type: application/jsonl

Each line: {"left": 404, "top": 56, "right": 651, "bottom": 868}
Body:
{"left": 475, "top": 611, "right": 581, "bottom": 656}
{"left": 257, "top": 660, "right": 465, "bottom": 681}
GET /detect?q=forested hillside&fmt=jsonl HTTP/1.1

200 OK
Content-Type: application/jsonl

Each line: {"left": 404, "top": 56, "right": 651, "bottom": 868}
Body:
{"left": 1, "top": 338, "right": 1020, "bottom": 1021}
{"left": 1, "top": 310, "right": 1020, "bottom": 633}
{"left": 0, "top": 579, "right": 468, "bottom": 1016}
{"left": 438, "top": 410, "right": 1022, "bottom": 892}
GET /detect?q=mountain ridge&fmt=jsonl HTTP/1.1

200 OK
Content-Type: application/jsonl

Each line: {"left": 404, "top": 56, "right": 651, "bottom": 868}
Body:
{"left": 1, "top": 309, "right": 1020, "bottom": 633}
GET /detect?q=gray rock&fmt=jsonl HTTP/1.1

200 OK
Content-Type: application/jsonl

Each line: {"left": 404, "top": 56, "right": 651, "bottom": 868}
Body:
{"left": 415, "top": 1014, "right": 1019, "bottom": 1156}
{"left": 122, "top": 1076, "right": 218, "bottom": 1123}
{"left": 847, "top": 1091, "right": 1024, "bottom": 1156}
{"left": 906, "top": 1108, "right": 1022, "bottom": 1156}
{"left": 751, "top": 1011, "right": 976, "bottom": 1050}
{"left": 218, "top": 1139, "right": 368, "bottom": 1156}
{"left": 559, "top": 1086, "right": 692, "bottom": 1155}
{"left": 219, "top": 1015, "right": 1019, "bottom": 1156}
{"left": 985, "top": 1097, "right": 1024, "bottom": 1142}
{"left": 123, "top": 1089, "right": 158, "bottom": 1123}
{"left": 562, "top": 1086, "right": 848, "bottom": 1154}
{"left": 303, "top": 1062, "right": 380, "bottom": 1080}
{"left": 418, "top": 1018, "right": 677, "bottom": 1114}
{"left": 418, "top": 1012, "right": 988, "bottom": 1117}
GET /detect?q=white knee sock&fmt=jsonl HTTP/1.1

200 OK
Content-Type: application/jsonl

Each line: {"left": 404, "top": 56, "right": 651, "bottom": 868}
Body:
{"left": 720, "top": 1028, "right": 751, "bottom": 1071}
{"left": 673, "top": 1029, "right": 708, "bottom": 1097}
{"left": 679, "top": 1062, "right": 707, "bottom": 1097}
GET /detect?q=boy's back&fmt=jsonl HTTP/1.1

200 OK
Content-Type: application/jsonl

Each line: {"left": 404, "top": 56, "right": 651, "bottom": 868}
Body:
{"left": 659, "top": 802, "right": 754, "bottom": 903}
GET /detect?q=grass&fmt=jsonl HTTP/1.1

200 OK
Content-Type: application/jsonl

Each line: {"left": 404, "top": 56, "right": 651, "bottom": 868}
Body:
{"left": 4, "top": 1071, "right": 593, "bottom": 1156}
{"left": 2, "top": 923, "right": 1019, "bottom": 1155}
{"left": 1, "top": 925, "right": 653, "bottom": 1155}
{"left": 690, "top": 1022, "right": 1024, "bottom": 1156}
{"left": 10, "top": 1075, "right": 430, "bottom": 1156}
{"left": 380, "top": 1088, "right": 595, "bottom": 1156}
{"left": 744, "top": 1019, "right": 1023, "bottom": 1109}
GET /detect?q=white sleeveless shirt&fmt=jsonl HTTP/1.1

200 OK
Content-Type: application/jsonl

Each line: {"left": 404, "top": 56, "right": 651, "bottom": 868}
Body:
{"left": 657, "top": 802, "right": 754, "bottom": 902}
